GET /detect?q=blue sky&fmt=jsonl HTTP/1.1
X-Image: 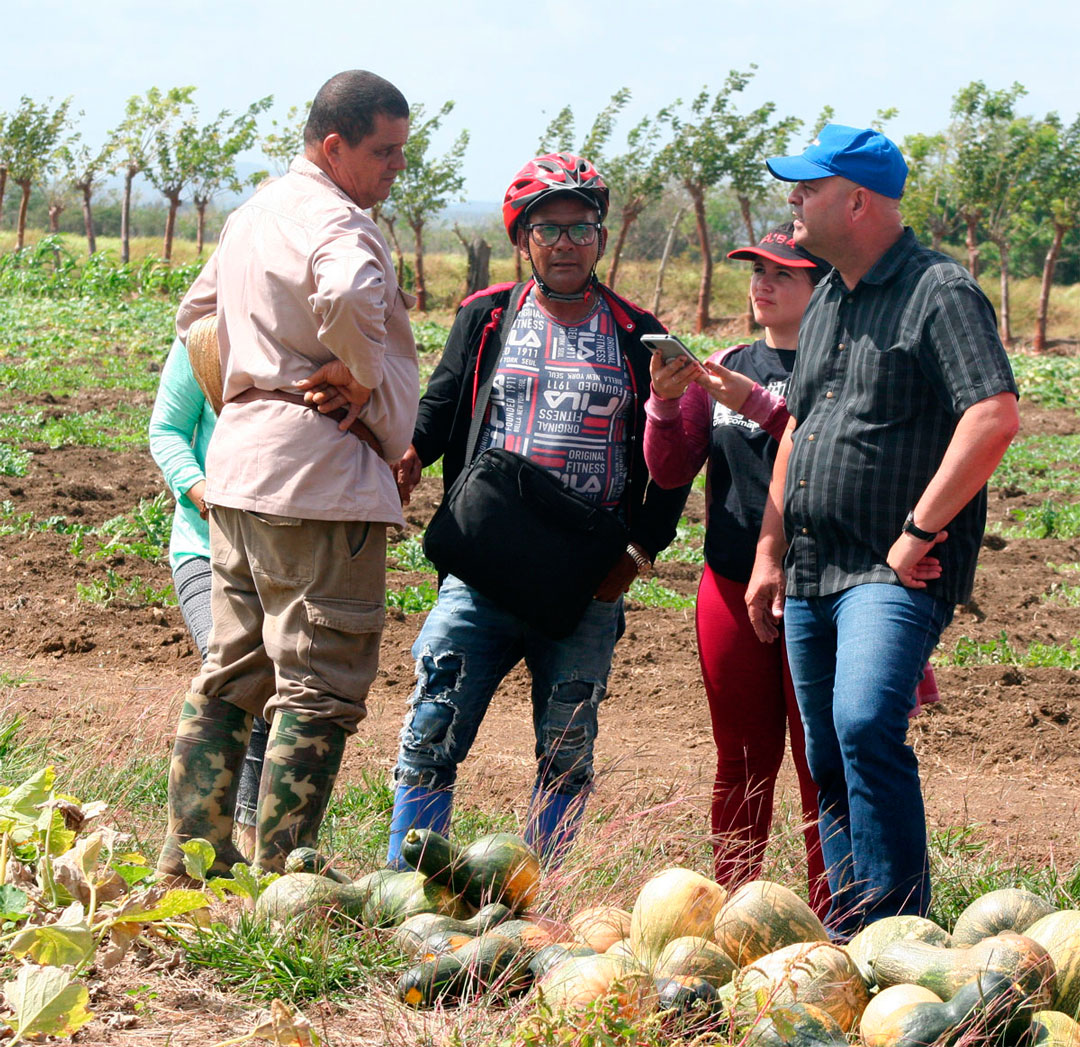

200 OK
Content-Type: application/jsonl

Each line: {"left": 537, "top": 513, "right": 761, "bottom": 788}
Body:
{"left": 6, "top": 0, "right": 1079, "bottom": 205}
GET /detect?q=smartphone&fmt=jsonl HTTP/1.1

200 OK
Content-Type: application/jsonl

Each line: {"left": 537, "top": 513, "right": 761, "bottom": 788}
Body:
{"left": 641, "top": 333, "right": 699, "bottom": 364}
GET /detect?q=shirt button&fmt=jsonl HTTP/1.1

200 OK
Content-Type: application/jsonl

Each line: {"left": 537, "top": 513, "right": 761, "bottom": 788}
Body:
{"left": 825, "top": 391, "right": 834, "bottom": 399}
{"left": 801, "top": 527, "right": 809, "bottom": 535}
{"left": 798, "top": 479, "right": 807, "bottom": 487}
{"left": 837, "top": 343, "right": 845, "bottom": 351}
{"left": 807, "top": 433, "right": 816, "bottom": 441}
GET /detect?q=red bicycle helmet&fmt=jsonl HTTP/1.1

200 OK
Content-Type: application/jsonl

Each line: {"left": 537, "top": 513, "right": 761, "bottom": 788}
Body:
{"left": 502, "top": 153, "right": 610, "bottom": 244}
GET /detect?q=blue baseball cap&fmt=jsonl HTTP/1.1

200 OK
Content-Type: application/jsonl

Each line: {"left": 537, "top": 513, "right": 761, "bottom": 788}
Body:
{"left": 766, "top": 124, "right": 908, "bottom": 199}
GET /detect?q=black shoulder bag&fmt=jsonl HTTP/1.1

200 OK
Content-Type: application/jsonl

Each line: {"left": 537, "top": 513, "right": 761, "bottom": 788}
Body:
{"left": 423, "top": 286, "right": 630, "bottom": 638}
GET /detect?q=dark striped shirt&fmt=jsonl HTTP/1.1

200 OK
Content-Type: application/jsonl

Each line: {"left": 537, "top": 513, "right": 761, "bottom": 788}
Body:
{"left": 783, "top": 228, "right": 1018, "bottom": 605}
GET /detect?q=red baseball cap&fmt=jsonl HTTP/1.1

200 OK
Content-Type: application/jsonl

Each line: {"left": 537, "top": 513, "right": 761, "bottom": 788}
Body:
{"left": 727, "top": 222, "right": 829, "bottom": 273}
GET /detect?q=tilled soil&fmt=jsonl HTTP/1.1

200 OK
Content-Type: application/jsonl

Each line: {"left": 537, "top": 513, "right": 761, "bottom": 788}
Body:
{"left": 1, "top": 390, "right": 1078, "bottom": 1044}
{"left": 2, "top": 394, "right": 1078, "bottom": 867}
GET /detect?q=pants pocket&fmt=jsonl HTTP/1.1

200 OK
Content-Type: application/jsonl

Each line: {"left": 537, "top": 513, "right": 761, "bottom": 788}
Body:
{"left": 247, "top": 513, "right": 313, "bottom": 584}
{"left": 300, "top": 596, "right": 385, "bottom": 699}
{"left": 343, "top": 520, "right": 372, "bottom": 559}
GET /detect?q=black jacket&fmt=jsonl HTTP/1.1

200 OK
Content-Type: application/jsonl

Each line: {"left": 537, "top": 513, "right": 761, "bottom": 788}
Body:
{"left": 412, "top": 280, "right": 689, "bottom": 559}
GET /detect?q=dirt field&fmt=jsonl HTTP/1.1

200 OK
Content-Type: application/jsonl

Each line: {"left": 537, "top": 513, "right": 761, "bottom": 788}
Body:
{"left": 2, "top": 386, "right": 1078, "bottom": 872}
{"left": 1, "top": 378, "right": 1079, "bottom": 1044}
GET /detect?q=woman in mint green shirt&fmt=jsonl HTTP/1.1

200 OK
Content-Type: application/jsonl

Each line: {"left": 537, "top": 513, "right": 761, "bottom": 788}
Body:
{"left": 149, "top": 338, "right": 268, "bottom": 856}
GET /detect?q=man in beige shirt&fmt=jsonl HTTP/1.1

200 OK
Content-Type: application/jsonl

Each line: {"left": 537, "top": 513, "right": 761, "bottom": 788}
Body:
{"left": 157, "top": 70, "right": 419, "bottom": 877}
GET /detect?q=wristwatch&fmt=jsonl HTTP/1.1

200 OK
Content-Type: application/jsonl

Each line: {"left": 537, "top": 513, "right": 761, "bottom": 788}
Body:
{"left": 626, "top": 542, "right": 653, "bottom": 575}
{"left": 902, "top": 510, "right": 938, "bottom": 542}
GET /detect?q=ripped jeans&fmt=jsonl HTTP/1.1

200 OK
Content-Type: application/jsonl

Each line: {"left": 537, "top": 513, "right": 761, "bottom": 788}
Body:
{"left": 392, "top": 575, "right": 623, "bottom": 797}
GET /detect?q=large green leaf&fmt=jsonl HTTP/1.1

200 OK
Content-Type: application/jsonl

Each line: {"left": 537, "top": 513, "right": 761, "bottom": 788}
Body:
{"left": 3, "top": 965, "right": 93, "bottom": 1040}
{"left": 0, "top": 767, "right": 55, "bottom": 842}
{"left": 8, "top": 922, "right": 95, "bottom": 967}
{"left": 180, "top": 837, "right": 215, "bottom": 880}
{"left": 107, "top": 888, "right": 208, "bottom": 925}
{"left": 207, "top": 863, "right": 268, "bottom": 903}
{"left": 0, "top": 884, "right": 29, "bottom": 921}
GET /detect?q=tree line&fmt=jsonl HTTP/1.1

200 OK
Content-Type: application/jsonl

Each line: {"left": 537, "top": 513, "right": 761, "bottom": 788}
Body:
{"left": 2, "top": 71, "right": 1079, "bottom": 346}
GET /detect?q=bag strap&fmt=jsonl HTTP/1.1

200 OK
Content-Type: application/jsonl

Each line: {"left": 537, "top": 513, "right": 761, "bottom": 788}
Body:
{"left": 463, "top": 282, "right": 527, "bottom": 464}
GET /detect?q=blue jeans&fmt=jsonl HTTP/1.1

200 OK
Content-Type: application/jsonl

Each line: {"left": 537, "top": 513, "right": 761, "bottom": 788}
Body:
{"left": 392, "top": 576, "right": 624, "bottom": 796}
{"left": 783, "top": 583, "right": 953, "bottom": 937}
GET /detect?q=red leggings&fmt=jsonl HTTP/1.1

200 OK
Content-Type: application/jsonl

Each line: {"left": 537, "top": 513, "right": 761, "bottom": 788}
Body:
{"left": 696, "top": 564, "right": 830, "bottom": 918}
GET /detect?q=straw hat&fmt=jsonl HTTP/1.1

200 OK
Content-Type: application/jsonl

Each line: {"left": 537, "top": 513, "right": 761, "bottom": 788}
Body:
{"left": 185, "top": 314, "right": 224, "bottom": 415}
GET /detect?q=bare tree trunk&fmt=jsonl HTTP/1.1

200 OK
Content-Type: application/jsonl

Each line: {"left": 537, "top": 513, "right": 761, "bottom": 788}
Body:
{"left": 997, "top": 238, "right": 1012, "bottom": 346}
{"left": 0, "top": 166, "right": 7, "bottom": 224}
{"left": 1034, "top": 222, "right": 1067, "bottom": 352}
{"left": 737, "top": 194, "right": 756, "bottom": 246}
{"left": 412, "top": 221, "right": 427, "bottom": 312}
{"left": 79, "top": 183, "right": 96, "bottom": 255}
{"left": 381, "top": 214, "right": 407, "bottom": 288}
{"left": 121, "top": 167, "right": 136, "bottom": 264}
{"left": 163, "top": 192, "right": 180, "bottom": 261}
{"left": 16, "top": 181, "right": 31, "bottom": 250}
{"left": 689, "top": 184, "right": 712, "bottom": 334}
{"left": 195, "top": 200, "right": 207, "bottom": 255}
{"left": 46, "top": 206, "right": 63, "bottom": 266}
{"left": 606, "top": 204, "right": 641, "bottom": 291}
{"left": 453, "top": 224, "right": 490, "bottom": 298}
{"left": 651, "top": 206, "right": 685, "bottom": 317}
{"left": 736, "top": 194, "right": 757, "bottom": 334}
{"left": 964, "top": 213, "right": 980, "bottom": 279}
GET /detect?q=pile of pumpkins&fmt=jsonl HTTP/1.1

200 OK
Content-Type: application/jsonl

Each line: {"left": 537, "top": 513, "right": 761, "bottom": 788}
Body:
{"left": 256, "top": 831, "right": 1080, "bottom": 1045}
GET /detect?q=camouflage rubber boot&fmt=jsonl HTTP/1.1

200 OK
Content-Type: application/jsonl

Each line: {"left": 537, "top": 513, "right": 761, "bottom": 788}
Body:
{"left": 254, "top": 712, "right": 346, "bottom": 873}
{"left": 157, "top": 692, "right": 253, "bottom": 877}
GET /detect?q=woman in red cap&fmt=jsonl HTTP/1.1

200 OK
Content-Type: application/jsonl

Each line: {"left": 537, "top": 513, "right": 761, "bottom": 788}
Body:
{"left": 645, "top": 223, "right": 832, "bottom": 914}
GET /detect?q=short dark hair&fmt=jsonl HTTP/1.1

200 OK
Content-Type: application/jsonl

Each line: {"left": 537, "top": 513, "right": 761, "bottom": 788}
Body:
{"left": 304, "top": 70, "right": 409, "bottom": 148}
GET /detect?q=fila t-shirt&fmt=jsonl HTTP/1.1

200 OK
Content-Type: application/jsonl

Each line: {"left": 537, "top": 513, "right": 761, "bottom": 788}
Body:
{"left": 477, "top": 290, "right": 633, "bottom": 509}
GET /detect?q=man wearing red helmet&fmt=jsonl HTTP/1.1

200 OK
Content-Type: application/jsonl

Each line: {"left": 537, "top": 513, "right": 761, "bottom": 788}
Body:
{"left": 386, "top": 153, "right": 690, "bottom": 865}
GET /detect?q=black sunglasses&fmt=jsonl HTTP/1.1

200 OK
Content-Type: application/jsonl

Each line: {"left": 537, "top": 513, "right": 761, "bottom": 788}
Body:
{"left": 525, "top": 222, "right": 602, "bottom": 247}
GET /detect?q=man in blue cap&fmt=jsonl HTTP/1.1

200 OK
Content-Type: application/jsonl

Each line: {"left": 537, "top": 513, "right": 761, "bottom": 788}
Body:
{"left": 745, "top": 124, "right": 1020, "bottom": 935}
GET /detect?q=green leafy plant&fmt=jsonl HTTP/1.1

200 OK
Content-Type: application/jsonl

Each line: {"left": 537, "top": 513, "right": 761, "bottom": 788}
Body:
{"left": 76, "top": 568, "right": 175, "bottom": 607}
{"left": 994, "top": 434, "right": 1080, "bottom": 496}
{"left": 388, "top": 534, "right": 436, "bottom": 573}
{"left": 386, "top": 580, "right": 439, "bottom": 614}
{"left": 0, "top": 443, "right": 30, "bottom": 477}
{"left": 998, "top": 499, "right": 1080, "bottom": 540}
{"left": 655, "top": 520, "right": 706, "bottom": 564}
{"left": 1009, "top": 354, "right": 1080, "bottom": 410}
{"left": 177, "top": 838, "right": 276, "bottom": 905}
{"left": 1044, "top": 582, "right": 1080, "bottom": 606}
{"left": 627, "top": 577, "right": 695, "bottom": 610}
{"left": 942, "top": 630, "right": 1080, "bottom": 670}
{"left": 0, "top": 766, "right": 213, "bottom": 1041}
{"left": 91, "top": 492, "right": 173, "bottom": 562}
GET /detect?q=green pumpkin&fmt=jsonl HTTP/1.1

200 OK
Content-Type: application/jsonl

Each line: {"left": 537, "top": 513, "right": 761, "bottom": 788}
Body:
{"left": 255, "top": 872, "right": 368, "bottom": 922}
{"left": 951, "top": 889, "right": 1058, "bottom": 946}
{"left": 360, "top": 870, "right": 470, "bottom": 928}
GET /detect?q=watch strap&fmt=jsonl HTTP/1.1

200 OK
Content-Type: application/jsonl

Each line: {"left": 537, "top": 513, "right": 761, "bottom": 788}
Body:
{"left": 902, "top": 510, "right": 938, "bottom": 542}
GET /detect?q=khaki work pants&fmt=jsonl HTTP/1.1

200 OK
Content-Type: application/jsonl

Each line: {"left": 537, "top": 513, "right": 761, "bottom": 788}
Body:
{"left": 192, "top": 507, "right": 387, "bottom": 733}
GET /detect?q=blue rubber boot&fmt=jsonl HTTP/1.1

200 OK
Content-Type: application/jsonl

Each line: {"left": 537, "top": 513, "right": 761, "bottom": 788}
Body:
{"left": 525, "top": 788, "right": 585, "bottom": 866}
{"left": 385, "top": 784, "right": 453, "bottom": 869}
